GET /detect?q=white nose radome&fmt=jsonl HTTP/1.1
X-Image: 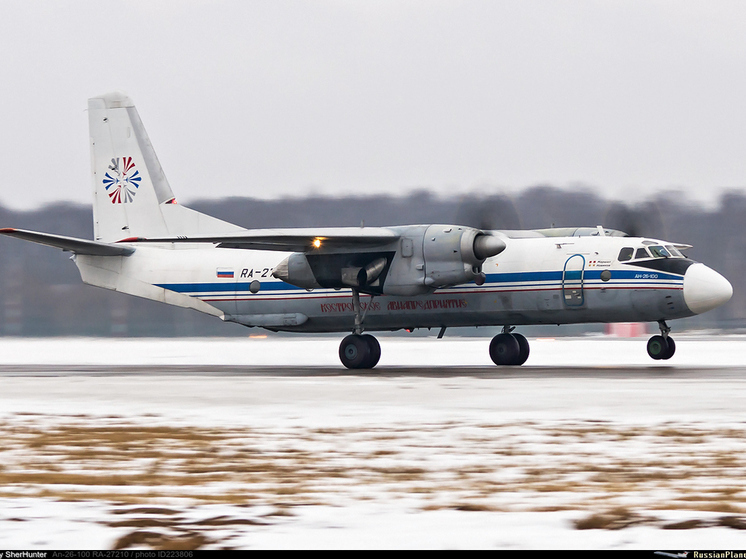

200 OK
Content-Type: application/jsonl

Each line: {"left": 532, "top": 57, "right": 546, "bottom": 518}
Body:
{"left": 683, "top": 263, "right": 733, "bottom": 314}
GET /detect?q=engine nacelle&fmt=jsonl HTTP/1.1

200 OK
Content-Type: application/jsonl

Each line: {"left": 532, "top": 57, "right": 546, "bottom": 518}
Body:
{"left": 271, "top": 225, "right": 506, "bottom": 296}
{"left": 272, "top": 252, "right": 322, "bottom": 290}
{"left": 380, "top": 225, "right": 507, "bottom": 295}
{"left": 421, "top": 225, "right": 504, "bottom": 288}
{"left": 272, "top": 251, "right": 393, "bottom": 293}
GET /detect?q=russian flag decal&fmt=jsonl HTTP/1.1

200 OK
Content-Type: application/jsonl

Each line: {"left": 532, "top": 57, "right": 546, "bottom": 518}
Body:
{"left": 216, "top": 268, "right": 234, "bottom": 279}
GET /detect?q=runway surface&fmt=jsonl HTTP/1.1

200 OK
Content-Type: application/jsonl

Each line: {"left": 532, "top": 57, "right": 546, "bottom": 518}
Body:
{"left": 2, "top": 363, "right": 746, "bottom": 379}
{"left": 1, "top": 335, "right": 746, "bottom": 549}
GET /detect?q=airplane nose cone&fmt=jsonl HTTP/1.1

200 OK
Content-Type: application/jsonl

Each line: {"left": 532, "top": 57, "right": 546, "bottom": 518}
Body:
{"left": 683, "top": 263, "right": 733, "bottom": 314}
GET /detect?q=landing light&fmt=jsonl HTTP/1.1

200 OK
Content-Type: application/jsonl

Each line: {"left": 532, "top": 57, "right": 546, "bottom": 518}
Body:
{"left": 312, "top": 238, "right": 322, "bottom": 249}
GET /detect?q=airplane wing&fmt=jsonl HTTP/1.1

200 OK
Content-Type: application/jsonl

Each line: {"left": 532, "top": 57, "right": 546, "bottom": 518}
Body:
{"left": 0, "top": 228, "right": 135, "bottom": 256}
{"left": 120, "top": 227, "right": 400, "bottom": 252}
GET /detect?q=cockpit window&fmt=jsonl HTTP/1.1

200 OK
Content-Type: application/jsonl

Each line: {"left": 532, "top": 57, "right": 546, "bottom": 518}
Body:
{"left": 624, "top": 244, "right": 684, "bottom": 262}
{"left": 618, "top": 247, "right": 634, "bottom": 261}
{"left": 649, "top": 245, "right": 671, "bottom": 258}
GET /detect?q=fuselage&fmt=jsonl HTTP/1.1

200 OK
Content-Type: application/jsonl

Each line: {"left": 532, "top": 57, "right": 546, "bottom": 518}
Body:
{"left": 73, "top": 232, "right": 732, "bottom": 333}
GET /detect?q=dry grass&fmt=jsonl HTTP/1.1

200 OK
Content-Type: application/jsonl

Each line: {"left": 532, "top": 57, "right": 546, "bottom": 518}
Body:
{"left": 1, "top": 413, "right": 746, "bottom": 547}
{"left": 113, "top": 530, "right": 210, "bottom": 551}
{"left": 574, "top": 507, "right": 657, "bottom": 530}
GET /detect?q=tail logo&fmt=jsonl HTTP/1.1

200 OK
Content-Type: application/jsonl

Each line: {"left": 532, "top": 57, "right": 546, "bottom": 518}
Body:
{"left": 103, "top": 157, "right": 142, "bottom": 203}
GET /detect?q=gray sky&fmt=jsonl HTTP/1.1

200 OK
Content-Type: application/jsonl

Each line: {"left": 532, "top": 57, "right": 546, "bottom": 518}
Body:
{"left": 1, "top": 0, "right": 745, "bottom": 209}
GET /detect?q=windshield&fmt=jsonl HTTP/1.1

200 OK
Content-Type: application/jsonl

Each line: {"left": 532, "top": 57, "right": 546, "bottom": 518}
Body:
{"left": 648, "top": 245, "right": 671, "bottom": 258}
{"left": 619, "top": 244, "right": 686, "bottom": 262}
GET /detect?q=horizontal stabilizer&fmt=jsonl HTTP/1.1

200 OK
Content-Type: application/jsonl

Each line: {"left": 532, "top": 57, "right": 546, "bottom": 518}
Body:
{"left": 0, "top": 228, "right": 135, "bottom": 256}
{"left": 121, "top": 227, "right": 400, "bottom": 252}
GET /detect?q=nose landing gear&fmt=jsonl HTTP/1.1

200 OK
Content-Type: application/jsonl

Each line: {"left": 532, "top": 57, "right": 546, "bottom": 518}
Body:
{"left": 647, "top": 320, "right": 676, "bottom": 360}
{"left": 489, "top": 326, "right": 530, "bottom": 366}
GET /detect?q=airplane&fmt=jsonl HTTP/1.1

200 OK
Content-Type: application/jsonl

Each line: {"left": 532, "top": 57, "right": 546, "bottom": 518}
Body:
{"left": 0, "top": 92, "right": 734, "bottom": 369}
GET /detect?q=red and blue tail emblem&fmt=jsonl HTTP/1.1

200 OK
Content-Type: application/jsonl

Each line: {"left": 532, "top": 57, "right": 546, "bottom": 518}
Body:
{"left": 103, "top": 157, "right": 142, "bottom": 204}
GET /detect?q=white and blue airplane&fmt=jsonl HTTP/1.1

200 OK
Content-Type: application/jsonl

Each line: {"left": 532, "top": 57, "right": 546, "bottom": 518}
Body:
{"left": 0, "top": 93, "right": 734, "bottom": 368}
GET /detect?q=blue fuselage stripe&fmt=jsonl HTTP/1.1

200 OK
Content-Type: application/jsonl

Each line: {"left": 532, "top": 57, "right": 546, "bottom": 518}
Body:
{"left": 156, "top": 281, "right": 300, "bottom": 293}
{"left": 156, "top": 269, "right": 684, "bottom": 296}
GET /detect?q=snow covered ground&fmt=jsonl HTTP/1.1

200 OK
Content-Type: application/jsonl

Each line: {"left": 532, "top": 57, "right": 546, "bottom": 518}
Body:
{"left": 1, "top": 332, "right": 745, "bottom": 368}
{"left": 1, "top": 334, "right": 746, "bottom": 549}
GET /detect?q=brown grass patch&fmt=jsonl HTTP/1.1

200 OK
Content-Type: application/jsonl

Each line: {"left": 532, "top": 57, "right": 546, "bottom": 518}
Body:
{"left": 111, "top": 507, "right": 181, "bottom": 515}
{"left": 1, "top": 414, "right": 746, "bottom": 516}
{"left": 574, "top": 507, "right": 657, "bottom": 530}
{"left": 113, "top": 530, "right": 210, "bottom": 550}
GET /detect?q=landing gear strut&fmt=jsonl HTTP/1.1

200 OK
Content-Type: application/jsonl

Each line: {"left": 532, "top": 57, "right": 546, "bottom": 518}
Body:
{"left": 647, "top": 320, "right": 676, "bottom": 360}
{"left": 489, "top": 326, "right": 530, "bottom": 366}
{"left": 339, "top": 289, "right": 381, "bottom": 369}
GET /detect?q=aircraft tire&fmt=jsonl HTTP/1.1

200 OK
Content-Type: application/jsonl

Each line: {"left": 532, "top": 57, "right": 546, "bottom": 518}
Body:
{"left": 513, "top": 333, "right": 530, "bottom": 365}
{"left": 361, "top": 334, "right": 381, "bottom": 368}
{"left": 660, "top": 336, "right": 676, "bottom": 360}
{"left": 489, "top": 333, "right": 522, "bottom": 366}
{"left": 339, "top": 334, "right": 372, "bottom": 369}
{"left": 647, "top": 335, "right": 672, "bottom": 360}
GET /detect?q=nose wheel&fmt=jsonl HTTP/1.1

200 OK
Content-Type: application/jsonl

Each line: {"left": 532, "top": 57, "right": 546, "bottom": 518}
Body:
{"left": 647, "top": 321, "right": 676, "bottom": 360}
{"left": 489, "top": 328, "right": 530, "bottom": 366}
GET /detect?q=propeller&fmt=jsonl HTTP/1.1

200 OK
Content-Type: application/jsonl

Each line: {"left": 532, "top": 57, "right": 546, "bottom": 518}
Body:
{"left": 603, "top": 200, "right": 667, "bottom": 239}
{"left": 453, "top": 194, "right": 522, "bottom": 232}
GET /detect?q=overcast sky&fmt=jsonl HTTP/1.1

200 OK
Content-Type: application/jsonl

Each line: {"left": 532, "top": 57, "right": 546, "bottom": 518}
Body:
{"left": 1, "top": 0, "right": 745, "bottom": 210}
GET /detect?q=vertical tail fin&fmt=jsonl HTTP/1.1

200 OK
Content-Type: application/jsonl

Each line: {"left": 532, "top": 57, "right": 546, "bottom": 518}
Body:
{"left": 88, "top": 92, "right": 243, "bottom": 241}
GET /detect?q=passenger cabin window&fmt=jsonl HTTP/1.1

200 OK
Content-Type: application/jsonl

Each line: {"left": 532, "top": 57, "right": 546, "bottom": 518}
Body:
{"left": 649, "top": 245, "right": 671, "bottom": 258}
{"left": 635, "top": 248, "right": 650, "bottom": 259}
{"left": 618, "top": 247, "right": 634, "bottom": 261}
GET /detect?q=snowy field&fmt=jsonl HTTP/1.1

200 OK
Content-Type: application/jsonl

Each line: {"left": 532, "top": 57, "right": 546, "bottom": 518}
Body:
{"left": 1, "top": 334, "right": 746, "bottom": 549}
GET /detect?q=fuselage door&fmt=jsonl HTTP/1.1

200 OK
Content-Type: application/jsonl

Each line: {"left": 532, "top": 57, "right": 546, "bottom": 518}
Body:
{"left": 562, "top": 254, "right": 586, "bottom": 307}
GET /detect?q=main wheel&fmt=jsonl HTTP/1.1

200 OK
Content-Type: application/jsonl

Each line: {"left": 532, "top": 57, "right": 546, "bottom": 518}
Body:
{"left": 489, "top": 333, "right": 521, "bottom": 366}
{"left": 513, "top": 332, "right": 530, "bottom": 366}
{"left": 660, "top": 336, "right": 676, "bottom": 360}
{"left": 339, "top": 334, "right": 372, "bottom": 369}
{"left": 647, "top": 335, "right": 675, "bottom": 360}
{"left": 361, "top": 334, "right": 381, "bottom": 368}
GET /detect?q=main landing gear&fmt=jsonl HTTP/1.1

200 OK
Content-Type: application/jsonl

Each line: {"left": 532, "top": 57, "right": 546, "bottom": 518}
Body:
{"left": 339, "top": 333, "right": 381, "bottom": 369}
{"left": 339, "top": 289, "right": 381, "bottom": 369}
{"left": 647, "top": 320, "right": 676, "bottom": 360}
{"left": 489, "top": 326, "right": 530, "bottom": 366}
